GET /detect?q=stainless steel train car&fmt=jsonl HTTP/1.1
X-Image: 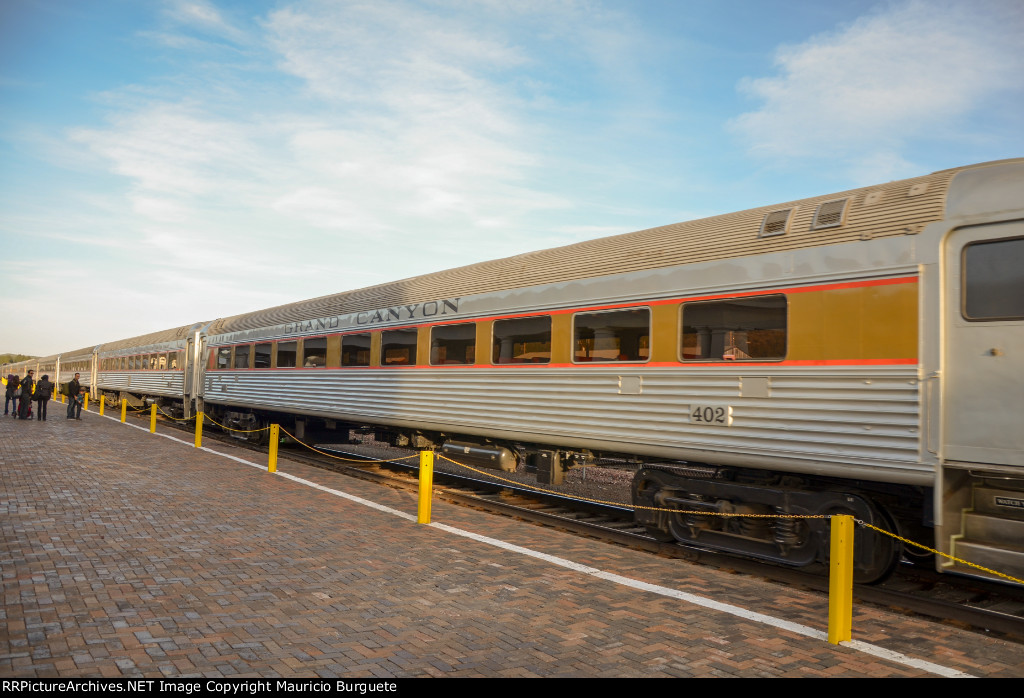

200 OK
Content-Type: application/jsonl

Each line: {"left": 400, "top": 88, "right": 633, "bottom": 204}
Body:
{"left": 6, "top": 159, "right": 1022, "bottom": 585}
{"left": 92, "top": 324, "right": 205, "bottom": 409}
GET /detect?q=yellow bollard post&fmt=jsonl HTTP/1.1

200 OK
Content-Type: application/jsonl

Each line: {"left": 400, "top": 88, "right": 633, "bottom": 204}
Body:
{"left": 120, "top": 398, "right": 127, "bottom": 423}
{"left": 99, "top": 396, "right": 105, "bottom": 416}
{"left": 62, "top": 393, "right": 66, "bottom": 404}
{"left": 84, "top": 393, "right": 89, "bottom": 411}
{"left": 828, "top": 514, "right": 855, "bottom": 644}
{"left": 150, "top": 404, "right": 157, "bottom": 433}
{"left": 268, "top": 424, "right": 279, "bottom": 472}
{"left": 417, "top": 450, "right": 434, "bottom": 524}
{"left": 194, "top": 412, "right": 203, "bottom": 448}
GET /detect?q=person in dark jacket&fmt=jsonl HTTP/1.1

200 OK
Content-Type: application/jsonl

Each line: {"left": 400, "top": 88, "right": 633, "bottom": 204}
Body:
{"left": 67, "top": 373, "right": 83, "bottom": 420}
{"left": 18, "top": 370, "right": 34, "bottom": 419}
{"left": 34, "top": 374, "right": 53, "bottom": 421}
{"left": 5, "top": 373, "right": 19, "bottom": 416}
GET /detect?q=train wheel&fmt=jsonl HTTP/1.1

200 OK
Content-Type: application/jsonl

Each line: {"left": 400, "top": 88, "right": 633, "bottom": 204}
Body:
{"left": 824, "top": 501, "right": 901, "bottom": 585}
{"left": 240, "top": 415, "right": 270, "bottom": 446}
{"left": 899, "top": 536, "right": 936, "bottom": 568}
{"left": 631, "top": 469, "right": 676, "bottom": 542}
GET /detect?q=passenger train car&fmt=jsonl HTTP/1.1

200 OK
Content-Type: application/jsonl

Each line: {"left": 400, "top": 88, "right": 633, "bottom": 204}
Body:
{"left": 5, "top": 159, "right": 1023, "bottom": 585}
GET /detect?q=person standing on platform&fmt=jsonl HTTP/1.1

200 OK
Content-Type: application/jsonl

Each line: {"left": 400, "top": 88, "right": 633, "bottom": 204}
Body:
{"left": 34, "top": 374, "right": 53, "bottom": 421}
{"left": 5, "top": 373, "right": 19, "bottom": 416}
{"left": 18, "top": 370, "right": 34, "bottom": 419}
{"left": 67, "top": 372, "right": 84, "bottom": 420}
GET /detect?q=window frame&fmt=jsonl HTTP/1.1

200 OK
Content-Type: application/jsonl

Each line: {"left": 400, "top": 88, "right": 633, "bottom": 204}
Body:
{"left": 380, "top": 328, "right": 418, "bottom": 366}
{"left": 961, "top": 236, "right": 1024, "bottom": 322}
{"left": 276, "top": 340, "right": 298, "bottom": 368}
{"left": 233, "top": 344, "right": 251, "bottom": 370}
{"left": 341, "top": 333, "right": 372, "bottom": 367}
{"left": 301, "top": 336, "right": 328, "bottom": 368}
{"left": 429, "top": 323, "right": 477, "bottom": 366}
{"left": 491, "top": 315, "right": 552, "bottom": 365}
{"left": 679, "top": 293, "right": 788, "bottom": 363}
{"left": 571, "top": 306, "right": 651, "bottom": 364}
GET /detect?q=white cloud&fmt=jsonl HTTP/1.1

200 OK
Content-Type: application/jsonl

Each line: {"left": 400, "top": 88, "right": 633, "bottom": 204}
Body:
{"left": 163, "top": 0, "right": 249, "bottom": 44}
{"left": 5, "top": 0, "right": 672, "bottom": 355}
{"left": 69, "top": 103, "right": 263, "bottom": 197}
{"left": 730, "top": 0, "right": 1024, "bottom": 179}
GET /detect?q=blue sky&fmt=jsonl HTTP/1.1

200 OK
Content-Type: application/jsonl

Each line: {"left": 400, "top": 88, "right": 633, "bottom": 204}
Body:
{"left": 2, "top": 0, "right": 1022, "bottom": 356}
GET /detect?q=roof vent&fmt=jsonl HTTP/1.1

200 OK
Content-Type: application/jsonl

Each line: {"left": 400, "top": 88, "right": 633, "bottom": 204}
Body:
{"left": 810, "top": 198, "right": 848, "bottom": 230}
{"left": 759, "top": 208, "right": 794, "bottom": 238}
{"left": 863, "top": 191, "right": 883, "bottom": 206}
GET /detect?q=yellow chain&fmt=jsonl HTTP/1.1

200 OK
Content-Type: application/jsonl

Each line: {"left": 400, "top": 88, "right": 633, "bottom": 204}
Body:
{"left": 125, "top": 419, "right": 1019, "bottom": 585}
{"left": 277, "top": 427, "right": 420, "bottom": 464}
{"left": 436, "top": 454, "right": 829, "bottom": 517}
{"left": 200, "top": 413, "right": 272, "bottom": 433}
{"left": 157, "top": 405, "right": 195, "bottom": 422}
{"left": 438, "top": 455, "right": 1024, "bottom": 583}
{"left": 858, "top": 521, "right": 1024, "bottom": 585}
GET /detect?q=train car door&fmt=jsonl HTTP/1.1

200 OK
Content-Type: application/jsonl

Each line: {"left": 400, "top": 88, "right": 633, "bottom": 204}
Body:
{"left": 183, "top": 336, "right": 195, "bottom": 418}
{"left": 942, "top": 221, "right": 1024, "bottom": 466}
{"left": 90, "top": 351, "right": 99, "bottom": 399}
{"left": 184, "top": 337, "right": 194, "bottom": 395}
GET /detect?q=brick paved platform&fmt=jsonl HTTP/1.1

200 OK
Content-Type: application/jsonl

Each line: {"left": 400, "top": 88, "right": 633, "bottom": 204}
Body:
{"left": 2, "top": 402, "right": 1023, "bottom": 678}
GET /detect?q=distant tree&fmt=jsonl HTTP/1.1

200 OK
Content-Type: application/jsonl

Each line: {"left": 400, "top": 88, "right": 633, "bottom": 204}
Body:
{"left": 0, "top": 353, "right": 36, "bottom": 364}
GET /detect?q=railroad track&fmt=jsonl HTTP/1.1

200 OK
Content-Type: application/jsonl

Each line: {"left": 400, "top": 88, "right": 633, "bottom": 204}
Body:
{"left": 138, "top": 408, "right": 1024, "bottom": 642}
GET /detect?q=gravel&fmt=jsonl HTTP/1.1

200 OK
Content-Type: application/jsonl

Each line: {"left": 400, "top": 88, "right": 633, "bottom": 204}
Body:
{"left": 316, "top": 434, "right": 640, "bottom": 506}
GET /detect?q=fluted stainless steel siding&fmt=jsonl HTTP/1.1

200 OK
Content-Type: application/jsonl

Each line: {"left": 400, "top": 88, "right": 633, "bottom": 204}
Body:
{"left": 204, "top": 365, "right": 923, "bottom": 480}
{"left": 97, "top": 371, "right": 185, "bottom": 398}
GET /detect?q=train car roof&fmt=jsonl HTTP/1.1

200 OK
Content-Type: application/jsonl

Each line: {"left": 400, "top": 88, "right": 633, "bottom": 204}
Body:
{"left": 207, "top": 160, "right": 1024, "bottom": 335}
{"left": 98, "top": 323, "right": 206, "bottom": 353}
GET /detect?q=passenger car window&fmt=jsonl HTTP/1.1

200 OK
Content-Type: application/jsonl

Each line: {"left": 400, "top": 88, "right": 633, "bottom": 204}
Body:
{"left": 430, "top": 323, "right": 475, "bottom": 365}
{"left": 381, "top": 329, "right": 417, "bottom": 365}
{"left": 234, "top": 344, "right": 250, "bottom": 369}
{"left": 254, "top": 343, "right": 271, "bottom": 368}
{"left": 302, "top": 338, "right": 327, "bottom": 367}
{"left": 277, "top": 341, "right": 297, "bottom": 368}
{"left": 573, "top": 308, "right": 650, "bottom": 362}
{"left": 963, "top": 237, "right": 1024, "bottom": 320}
{"left": 681, "top": 295, "right": 787, "bottom": 361}
{"left": 492, "top": 316, "right": 551, "bottom": 364}
{"left": 341, "top": 334, "right": 371, "bottom": 367}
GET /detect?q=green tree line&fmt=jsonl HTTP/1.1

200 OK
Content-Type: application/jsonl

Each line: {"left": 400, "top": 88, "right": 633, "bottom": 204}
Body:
{"left": 0, "top": 353, "right": 36, "bottom": 364}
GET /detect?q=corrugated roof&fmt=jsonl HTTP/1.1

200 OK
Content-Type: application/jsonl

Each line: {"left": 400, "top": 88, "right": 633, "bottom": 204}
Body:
{"left": 99, "top": 324, "right": 202, "bottom": 352}
{"left": 207, "top": 165, "right": 961, "bottom": 335}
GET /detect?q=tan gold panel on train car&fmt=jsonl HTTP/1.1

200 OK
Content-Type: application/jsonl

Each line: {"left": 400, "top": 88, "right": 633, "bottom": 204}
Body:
{"left": 787, "top": 281, "right": 918, "bottom": 361}
{"left": 369, "top": 332, "right": 382, "bottom": 368}
{"left": 862, "top": 283, "right": 918, "bottom": 360}
{"left": 416, "top": 327, "right": 430, "bottom": 366}
{"left": 270, "top": 343, "right": 278, "bottom": 368}
{"left": 550, "top": 314, "right": 572, "bottom": 364}
{"left": 475, "top": 320, "right": 493, "bottom": 366}
{"left": 650, "top": 304, "right": 680, "bottom": 363}
{"left": 326, "top": 335, "right": 341, "bottom": 368}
